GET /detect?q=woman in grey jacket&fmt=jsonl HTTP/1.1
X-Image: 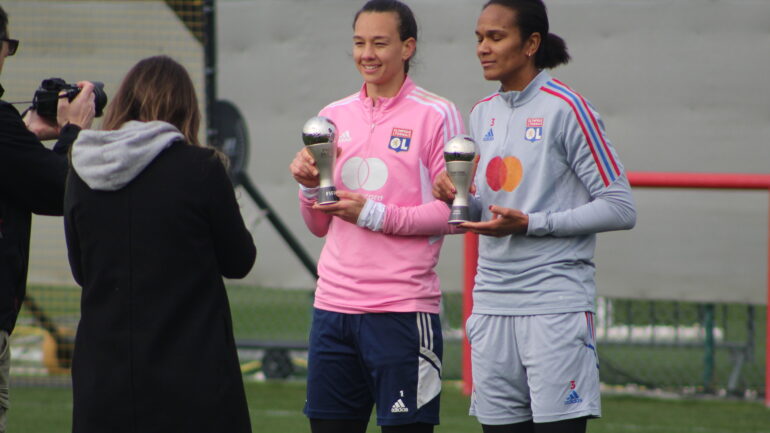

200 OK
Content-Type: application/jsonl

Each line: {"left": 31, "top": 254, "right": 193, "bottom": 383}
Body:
{"left": 434, "top": 1, "right": 636, "bottom": 432}
{"left": 64, "top": 56, "right": 256, "bottom": 433}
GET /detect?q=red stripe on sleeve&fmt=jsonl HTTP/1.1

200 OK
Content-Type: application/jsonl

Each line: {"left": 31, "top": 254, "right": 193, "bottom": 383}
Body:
{"left": 553, "top": 79, "right": 621, "bottom": 178}
{"left": 470, "top": 93, "right": 500, "bottom": 114}
{"left": 541, "top": 86, "right": 610, "bottom": 186}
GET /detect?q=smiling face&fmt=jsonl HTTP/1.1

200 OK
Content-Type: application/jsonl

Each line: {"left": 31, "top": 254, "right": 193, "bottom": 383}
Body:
{"left": 475, "top": 4, "right": 540, "bottom": 91}
{"left": 353, "top": 11, "right": 415, "bottom": 101}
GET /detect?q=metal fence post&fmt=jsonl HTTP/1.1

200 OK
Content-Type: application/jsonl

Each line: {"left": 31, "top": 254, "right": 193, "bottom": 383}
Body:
{"left": 703, "top": 304, "right": 715, "bottom": 391}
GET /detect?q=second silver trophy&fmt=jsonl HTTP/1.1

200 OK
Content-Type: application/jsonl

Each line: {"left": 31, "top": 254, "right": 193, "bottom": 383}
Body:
{"left": 444, "top": 134, "right": 477, "bottom": 224}
{"left": 302, "top": 116, "right": 339, "bottom": 204}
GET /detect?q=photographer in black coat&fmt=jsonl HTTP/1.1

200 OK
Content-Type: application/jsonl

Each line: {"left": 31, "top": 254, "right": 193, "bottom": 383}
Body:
{"left": 65, "top": 55, "right": 256, "bottom": 433}
{"left": 0, "top": 6, "right": 95, "bottom": 431}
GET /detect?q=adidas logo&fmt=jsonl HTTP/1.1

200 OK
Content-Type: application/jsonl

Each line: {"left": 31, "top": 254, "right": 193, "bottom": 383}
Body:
{"left": 339, "top": 130, "right": 352, "bottom": 143}
{"left": 564, "top": 390, "right": 583, "bottom": 405}
{"left": 483, "top": 128, "right": 494, "bottom": 141}
{"left": 390, "top": 398, "right": 409, "bottom": 413}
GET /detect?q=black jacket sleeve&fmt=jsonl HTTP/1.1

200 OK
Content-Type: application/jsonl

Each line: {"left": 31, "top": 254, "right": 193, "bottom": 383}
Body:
{"left": 0, "top": 101, "right": 81, "bottom": 216}
{"left": 63, "top": 171, "right": 83, "bottom": 286}
{"left": 204, "top": 156, "right": 257, "bottom": 279}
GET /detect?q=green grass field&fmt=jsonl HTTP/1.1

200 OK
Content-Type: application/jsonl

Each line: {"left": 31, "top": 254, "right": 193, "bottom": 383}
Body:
{"left": 7, "top": 380, "right": 770, "bottom": 433}
{"left": 16, "top": 285, "right": 768, "bottom": 392}
{"left": 10, "top": 285, "right": 770, "bottom": 432}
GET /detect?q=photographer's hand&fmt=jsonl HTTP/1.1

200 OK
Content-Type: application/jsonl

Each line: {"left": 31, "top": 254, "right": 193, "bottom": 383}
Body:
{"left": 58, "top": 81, "right": 96, "bottom": 129}
{"left": 23, "top": 108, "right": 60, "bottom": 141}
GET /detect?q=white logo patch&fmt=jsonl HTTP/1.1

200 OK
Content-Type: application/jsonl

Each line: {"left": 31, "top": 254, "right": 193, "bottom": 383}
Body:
{"left": 340, "top": 156, "right": 388, "bottom": 191}
{"left": 390, "top": 398, "right": 409, "bottom": 413}
{"left": 339, "top": 130, "right": 352, "bottom": 143}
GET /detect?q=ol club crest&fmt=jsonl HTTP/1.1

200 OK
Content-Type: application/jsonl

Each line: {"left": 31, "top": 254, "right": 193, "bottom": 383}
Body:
{"left": 389, "top": 128, "right": 413, "bottom": 152}
{"left": 525, "top": 117, "right": 544, "bottom": 142}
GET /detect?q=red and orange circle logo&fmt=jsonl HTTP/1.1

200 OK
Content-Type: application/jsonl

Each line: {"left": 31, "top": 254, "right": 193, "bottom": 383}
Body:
{"left": 486, "top": 156, "right": 523, "bottom": 192}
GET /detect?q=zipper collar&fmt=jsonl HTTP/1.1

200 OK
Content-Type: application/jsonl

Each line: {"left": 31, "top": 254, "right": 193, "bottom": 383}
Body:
{"left": 358, "top": 75, "right": 416, "bottom": 113}
{"left": 499, "top": 70, "right": 551, "bottom": 108}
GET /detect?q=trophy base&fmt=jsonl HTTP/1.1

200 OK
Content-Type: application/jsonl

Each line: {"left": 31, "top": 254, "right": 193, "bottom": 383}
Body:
{"left": 317, "top": 186, "right": 339, "bottom": 205}
{"left": 448, "top": 206, "right": 469, "bottom": 224}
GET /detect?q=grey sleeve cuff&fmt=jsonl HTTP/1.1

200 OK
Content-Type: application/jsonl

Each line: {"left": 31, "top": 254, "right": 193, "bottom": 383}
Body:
{"left": 356, "top": 199, "right": 385, "bottom": 232}
{"left": 526, "top": 212, "right": 550, "bottom": 237}
{"left": 526, "top": 176, "right": 637, "bottom": 237}
{"left": 299, "top": 184, "right": 319, "bottom": 200}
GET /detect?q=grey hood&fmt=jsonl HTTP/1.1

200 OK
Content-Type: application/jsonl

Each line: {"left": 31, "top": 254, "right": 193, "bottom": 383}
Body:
{"left": 71, "top": 120, "right": 184, "bottom": 191}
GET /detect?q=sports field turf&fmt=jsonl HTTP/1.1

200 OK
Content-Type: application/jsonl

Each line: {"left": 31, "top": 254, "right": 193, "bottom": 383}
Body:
{"left": 7, "top": 380, "right": 770, "bottom": 432}
{"left": 16, "top": 285, "right": 768, "bottom": 391}
{"left": 14, "top": 284, "right": 768, "bottom": 432}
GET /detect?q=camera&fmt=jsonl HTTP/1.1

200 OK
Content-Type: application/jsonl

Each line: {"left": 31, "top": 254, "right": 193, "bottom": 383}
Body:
{"left": 32, "top": 78, "right": 108, "bottom": 122}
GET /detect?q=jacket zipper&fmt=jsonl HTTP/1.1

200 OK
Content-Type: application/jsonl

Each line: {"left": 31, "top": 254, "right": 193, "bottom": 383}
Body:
{"left": 366, "top": 101, "right": 376, "bottom": 155}
{"left": 503, "top": 105, "right": 515, "bottom": 151}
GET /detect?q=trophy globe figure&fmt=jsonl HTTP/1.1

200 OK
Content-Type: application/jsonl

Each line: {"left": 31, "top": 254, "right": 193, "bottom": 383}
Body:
{"left": 444, "top": 134, "right": 477, "bottom": 223}
{"left": 302, "top": 116, "right": 339, "bottom": 204}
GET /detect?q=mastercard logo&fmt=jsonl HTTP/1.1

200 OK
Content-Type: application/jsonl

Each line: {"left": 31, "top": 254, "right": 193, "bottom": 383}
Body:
{"left": 486, "top": 156, "right": 523, "bottom": 192}
{"left": 340, "top": 156, "right": 388, "bottom": 191}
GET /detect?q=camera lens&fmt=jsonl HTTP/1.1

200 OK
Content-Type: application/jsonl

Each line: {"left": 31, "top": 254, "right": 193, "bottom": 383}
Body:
{"left": 90, "top": 82, "right": 108, "bottom": 117}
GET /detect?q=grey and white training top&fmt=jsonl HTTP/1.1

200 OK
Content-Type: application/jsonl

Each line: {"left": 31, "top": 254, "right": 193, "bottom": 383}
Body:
{"left": 468, "top": 70, "right": 636, "bottom": 316}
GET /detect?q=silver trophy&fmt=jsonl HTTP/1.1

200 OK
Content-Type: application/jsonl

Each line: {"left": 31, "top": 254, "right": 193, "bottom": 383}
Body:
{"left": 302, "top": 116, "right": 339, "bottom": 204}
{"left": 444, "top": 134, "right": 477, "bottom": 224}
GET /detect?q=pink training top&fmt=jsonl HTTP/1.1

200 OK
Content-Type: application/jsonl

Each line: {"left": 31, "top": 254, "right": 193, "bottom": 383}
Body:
{"left": 299, "top": 76, "right": 465, "bottom": 314}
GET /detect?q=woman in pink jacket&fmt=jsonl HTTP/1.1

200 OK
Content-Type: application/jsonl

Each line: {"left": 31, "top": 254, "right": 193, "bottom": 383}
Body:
{"left": 289, "top": 1, "right": 464, "bottom": 432}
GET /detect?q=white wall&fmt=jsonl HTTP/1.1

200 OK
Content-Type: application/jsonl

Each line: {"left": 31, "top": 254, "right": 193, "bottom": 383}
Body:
{"left": 15, "top": 0, "right": 769, "bottom": 304}
{"left": 218, "top": 0, "right": 770, "bottom": 303}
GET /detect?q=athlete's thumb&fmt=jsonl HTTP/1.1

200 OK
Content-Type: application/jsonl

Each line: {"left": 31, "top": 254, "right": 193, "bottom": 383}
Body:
{"left": 488, "top": 204, "right": 503, "bottom": 216}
